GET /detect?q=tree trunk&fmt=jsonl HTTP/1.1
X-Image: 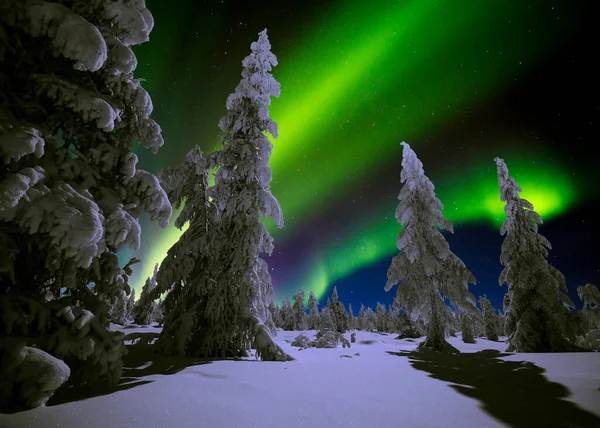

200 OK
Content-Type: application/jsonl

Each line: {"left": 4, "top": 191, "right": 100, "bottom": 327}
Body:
{"left": 418, "top": 291, "right": 459, "bottom": 353}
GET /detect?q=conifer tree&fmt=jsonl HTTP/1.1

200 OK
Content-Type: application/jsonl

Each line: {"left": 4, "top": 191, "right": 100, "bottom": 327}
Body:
{"left": 202, "top": 29, "right": 289, "bottom": 360}
{"left": 348, "top": 303, "right": 355, "bottom": 329}
{"left": 385, "top": 143, "right": 476, "bottom": 352}
{"left": 153, "top": 30, "right": 290, "bottom": 361}
{"left": 154, "top": 298, "right": 165, "bottom": 326}
{"left": 357, "top": 304, "right": 366, "bottom": 330}
{"left": 280, "top": 296, "right": 294, "bottom": 331}
{"left": 307, "top": 290, "right": 319, "bottom": 329}
{"left": 142, "top": 145, "right": 216, "bottom": 353}
{"left": 126, "top": 288, "right": 136, "bottom": 323}
{"left": 495, "top": 309, "right": 506, "bottom": 338}
{"left": 365, "top": 307, "right": 377, "bottom": 331}
{"left": 269, "top": 302, "right": 282, "bottom": 328}
{"left": 459, "top": 312, "right": 475, "bottom": 343}
{"left": 574, "top": 284, "right": 600, "bottom": 350}
{"left": 495, "top": 157, "right": 576, "bottom": 352}
{"left": 478, "top": 295, "right": 499, "bottom": 341}
{"left": 107, "top": 289, "right": 128, "bottom": 326}
{"left": 319, "top": 306, "right": 336, "bottom": 330}
{"left": 328, "top": 286, "right": 348, "bottom": 333}
{"left": 292, "top": 288, "right": 307, "bottom": 330}
{"left": 577, "top": 284, "right": 600, "bottom": 331}
{"left": 388, "top": 304, "right": 402, "bottom": 333}
{"left": 132, "top": 264, "right": 159, "bottom": 325}
{"left": 376, "top": 302, "right": 388, "bottom": 332}
{"left": 0, "top": 0, "right": 170, "bottom": 409}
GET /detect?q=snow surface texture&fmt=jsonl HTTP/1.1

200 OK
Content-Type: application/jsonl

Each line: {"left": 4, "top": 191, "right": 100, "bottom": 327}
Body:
{"left": 1, "top": 326, "right": 598, "bottom": 428}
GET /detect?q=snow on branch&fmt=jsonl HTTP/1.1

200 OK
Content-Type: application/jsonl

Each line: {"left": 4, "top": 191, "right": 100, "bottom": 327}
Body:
{"left": 26, "top": 1, "right": 107, "bottom": 72}
{"left": 124, "top": 169, "right": 172, "bottom": 228}
{"left": 34, "top": 74, "right": 121, "bottom": 132}
{"left": 102, "top": 1, "right": 154, "bottom": 46}
{"left": 0, "top": 125, "right": 45, "bottom": 163}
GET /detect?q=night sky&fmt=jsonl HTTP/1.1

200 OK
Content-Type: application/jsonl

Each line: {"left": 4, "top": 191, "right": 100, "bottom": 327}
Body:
{"left": 119, "top": 0, "right": 598, "bottom": 313}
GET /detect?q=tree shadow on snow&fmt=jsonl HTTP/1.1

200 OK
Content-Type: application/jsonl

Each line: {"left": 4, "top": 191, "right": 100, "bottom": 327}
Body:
{"left": 386, "top": 349, "right": 600, "bottom": 428}
{"left": 48, "top": 340, "right": 214, "bottom": 407}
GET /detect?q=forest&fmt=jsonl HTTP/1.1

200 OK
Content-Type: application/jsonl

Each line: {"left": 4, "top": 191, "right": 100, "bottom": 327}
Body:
{"left": 0, "top": 0, "right": 598, "bottom": 421}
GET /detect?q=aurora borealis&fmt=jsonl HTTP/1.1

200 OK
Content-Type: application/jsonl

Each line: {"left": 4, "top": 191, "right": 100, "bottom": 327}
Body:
{"left": 120, "top": 0, "right": 598, "bottom": 311}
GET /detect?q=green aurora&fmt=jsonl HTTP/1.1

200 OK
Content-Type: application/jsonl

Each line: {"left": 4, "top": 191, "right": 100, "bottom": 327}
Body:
{"left": 127, "top": 0, "right": 587, "bottom": 302}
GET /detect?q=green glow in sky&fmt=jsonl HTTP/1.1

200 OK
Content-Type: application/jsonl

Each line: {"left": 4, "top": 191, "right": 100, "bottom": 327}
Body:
{"left": 296, "top": 148, "right": 578, "bottom": 302}
{"left": 127, "top": 0, "right": 580, "bottom": 301}
{"left": 267, "top": 0, "right": 566, "bottom": 236}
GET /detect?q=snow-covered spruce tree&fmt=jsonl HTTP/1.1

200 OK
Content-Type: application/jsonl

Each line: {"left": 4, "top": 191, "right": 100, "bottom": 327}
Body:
{"left": 126, "top": 288, "right": 136, "bottom": 323}
{"left": 396, "top": 311, "right": 421, "bottom": 339}
{"left": 389, "top": 305, "right": 404, "bottom": 333}
{"left": 478, "top": 295, "right": 499, "bottom": 341}
{"left": 319, "top": 306, "right": 336, "bottom": 330}
{"left": 347, "top": 303, "right": 355, "bottom": 329}
{"left": 495, "top": 157, "right": 577, "bottom": 352}
{"left": 376, "top": 302, "right": 388, "bottom": 332}
{"left": 577, "top": 284, "right": 600, "bottom": 330}
{"left": 200, "top": 29, "right": 290, "bottom": 360}
{"left": 141, "top": 145, "right": 217, "bottom": 354}
{"left": 573, "top": 284, "right": 600, "bottom": 350}
{"left": 328, "top": 286, "right": 348, "bottom": 333}
{"left": 385, "top": 142, "right": 476, "bottom": 353}
{"left": 459, "top": 312, "right": 475, "bottom": 343}
{"left": 292, "top": 288, "right": 307, "bottom": 330}
{"left": 365, "top": 307, "right": 377, "bottom": 331}
{"left": 153, "top": 298, "right": 165, "bottom": 326}
{"left": 495, "top": 309, "right": 506, "bottom": 338}
{"left": 132, "top": 263, "right": 159, "bottom": 325}
{"left": 107, "top": 289, "right": 128, "bottom": 326}
{"left": 269, "top": 302, "right": 283, "bottom": 328}
{"left": 357, "top": 304, "right": 366, "bottom": 330}
{"left": 151, "top": 31, "right": 289, "bottom": 361}
{"left": 0, "top": 0, "right": 170, "bottom": 410}
{"left": 388, "top": 304, "right": 400, "bottom": 332}
{"left": 307, "top": 290, "right": 319, "bottom": 329}
{"left": 280, "top": 296, "right": 295, "bottom": 330}
{"left": 456, "top": 297, "right": 479, "bottom": 343}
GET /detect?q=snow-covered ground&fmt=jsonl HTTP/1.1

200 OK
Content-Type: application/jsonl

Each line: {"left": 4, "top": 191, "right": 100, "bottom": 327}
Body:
{"left": 1, "top": 327, "right": 599, "bottom": 428}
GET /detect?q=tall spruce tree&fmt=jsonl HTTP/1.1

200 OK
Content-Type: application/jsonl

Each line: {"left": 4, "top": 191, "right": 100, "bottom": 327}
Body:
{"left": 478, "top": 295, "right": 499, "bottom": 341}
{"left": 152, "top": 30, "right": 290, "bottom": 361}
{"left": 365, "top": 307, "right": 377, "bottom": 331}
{"left": 280, "top": 296, "right": 294, "bottom": 331}
{"left": 385, "top": 142, "right": 476, "bottom": 353}
{"left": 348, "top": 303, "right": 355, "bottom": 330}
{"left": 0, "top": 0, "right": 170, "bottom": 411}
{"left": 459, "top": 312, "right": 475, "bottom": 343}
{"left": 357, "top": 304, "right": 366, "bottom": 330}
{"left": 329, "top": 286, "right": 348, "bottom": 333}
{"left": 376, "top": 302, "right": 388, "bottom": 332}
{"left": 292, "top": 288, "right": 307, "bottom": 330}
{"left": 207, "top": 29, "right": 288, "bottom": 360}
{"left": 495, "top": 157, "right": 576, "bottom": 352}
{"left": 307, "top": 290, "right": 319, "bottom": 329}
{"left": 132, "top": 264, "right": 159, "bottom": 325}
{"left": 126, "top": 288, "right": 136, "bottom": 323}
{"left": 145, "top": 145, "right": 216, "bottom": 354}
